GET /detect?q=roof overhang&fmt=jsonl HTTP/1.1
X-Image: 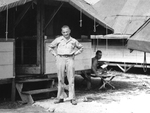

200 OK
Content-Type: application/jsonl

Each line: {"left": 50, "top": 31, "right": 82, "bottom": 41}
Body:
{"left": 68, "top": 0, "right": 113, "bottom": 31}
{"left": 0, "top": 0, "right": 32, "bottom": 12}
{"left": 0, "top": 0, "right": 114, "bottom": 32}
{"left": 127, "top": 19, "right": 150, "bottom": 53}
{"left": 91, "top": 34, "right": 130, "bottom": 39}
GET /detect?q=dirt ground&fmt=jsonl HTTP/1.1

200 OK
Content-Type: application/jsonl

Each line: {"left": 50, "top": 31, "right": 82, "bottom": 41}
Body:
{"left": 0, "top": 71, "right": 150, "bottom": 113}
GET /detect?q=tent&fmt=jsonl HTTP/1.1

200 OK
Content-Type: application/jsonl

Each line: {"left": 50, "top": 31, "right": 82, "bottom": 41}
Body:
{"left": 88, "top": 0, "right": 150, "bottom": 72}
{"left": 0, "top": 0, "right": 113, "bottom": 31}
{"left": 0, "top": 0, "right": 32, "bottom": 12}
{"left": 127, "top": 18, "right": 150, "bottom": 53}
{"left": 0, "top": 0, "right": 113, "bottom": 102}
{"left": 92, "top": 0, "right": 150, "bottom": 37}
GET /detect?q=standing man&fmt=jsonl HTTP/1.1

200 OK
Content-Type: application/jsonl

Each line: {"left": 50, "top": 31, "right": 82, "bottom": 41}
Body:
{"left": 49, "top": 25, "right": 83, "bottom": 105}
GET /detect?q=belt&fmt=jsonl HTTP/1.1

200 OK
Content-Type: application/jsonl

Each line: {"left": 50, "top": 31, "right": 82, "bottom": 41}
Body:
{"left": 59, "top": 54, "right": 73, "bottom": 57}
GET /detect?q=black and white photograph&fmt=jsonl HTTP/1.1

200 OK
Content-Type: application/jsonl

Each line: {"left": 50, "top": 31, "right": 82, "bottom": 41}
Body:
{"left": 0, "top": 0, "right": 150, "bottom": 113}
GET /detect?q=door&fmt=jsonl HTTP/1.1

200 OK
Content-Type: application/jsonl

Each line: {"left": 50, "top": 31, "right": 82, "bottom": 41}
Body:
{"left": 15, "top": 36, "right": 41, "bottom": 75}
{"left": 15, "top": 2, "right": 44, "bottom": 75}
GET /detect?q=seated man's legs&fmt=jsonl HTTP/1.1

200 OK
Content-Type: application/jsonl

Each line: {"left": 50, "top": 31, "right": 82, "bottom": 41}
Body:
{"left": 80, "top": 68, "right": 108, "bottom": 90}
{"left": 81, "top": 71, "right": 91, "bottom": 90}
{"left": 97, "top": 68, "right": 107, "bottom": 75}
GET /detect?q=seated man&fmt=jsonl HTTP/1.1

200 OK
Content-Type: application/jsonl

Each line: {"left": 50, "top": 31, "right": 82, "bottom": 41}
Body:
{"left": 81, "top": 50, "right": 108, "bottom": 90}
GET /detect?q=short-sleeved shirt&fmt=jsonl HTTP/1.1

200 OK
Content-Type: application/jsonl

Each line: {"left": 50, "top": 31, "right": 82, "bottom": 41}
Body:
{"left": 49, "top": 36, "right": 83, "bottom": 55}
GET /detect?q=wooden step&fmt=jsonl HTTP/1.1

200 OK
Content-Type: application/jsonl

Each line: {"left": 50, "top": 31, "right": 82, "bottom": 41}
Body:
{"left": 21, "top": 87, "right": 57, "bottom": 95}
{"left": 16, "top": 78, "right": 54, "bottom": 83}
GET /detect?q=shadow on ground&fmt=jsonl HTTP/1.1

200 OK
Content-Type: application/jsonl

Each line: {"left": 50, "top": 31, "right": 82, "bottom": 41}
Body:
{"left": 0, "top": 71, "right": 150, "bottom": 110}
{"left": 75, "top": 73, "right": 149, "bottom": 102}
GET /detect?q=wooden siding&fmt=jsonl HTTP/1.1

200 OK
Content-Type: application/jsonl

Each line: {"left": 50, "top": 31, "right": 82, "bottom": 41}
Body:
{"left": 0, "top": 41, "right": 14, "bottom": 79}
{"left": 44, "top": 41, "right": 92, "bottom": 74}
{"left": 44, "top": 40, "right": 150, "bottom": 75}
{"left": 93, "top": 45, "right": 150, "bottom": 64}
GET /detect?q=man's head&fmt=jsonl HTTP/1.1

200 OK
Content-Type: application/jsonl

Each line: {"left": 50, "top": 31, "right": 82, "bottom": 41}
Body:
{"left": 61, "top": 25, "right": 71, "bottom": 39}
{"left": 95, "top": 50, "right": 102, "bottom": 60}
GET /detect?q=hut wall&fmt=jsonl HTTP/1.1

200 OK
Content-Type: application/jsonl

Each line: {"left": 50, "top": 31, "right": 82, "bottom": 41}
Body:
{"left": 0, "top": 40, "right": 14, "bottom": 79}
{"left": 44, "top": 40, "right": 92, "bottom": 74}
{"left": 93, "top": 41, "right": 150, "bottom": 64}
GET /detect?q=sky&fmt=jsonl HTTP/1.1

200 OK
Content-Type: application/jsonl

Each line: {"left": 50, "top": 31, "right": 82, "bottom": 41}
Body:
{"left": 84, "top": 0, "right": 100, "bottom": 5}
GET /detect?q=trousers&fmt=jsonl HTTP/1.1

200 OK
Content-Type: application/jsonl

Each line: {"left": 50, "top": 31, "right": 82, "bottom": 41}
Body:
{"left": 56, "top": 55, "right": 75, "bottom": 100}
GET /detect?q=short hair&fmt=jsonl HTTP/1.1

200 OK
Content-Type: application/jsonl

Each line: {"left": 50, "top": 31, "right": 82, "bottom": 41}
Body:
{"left": 96, "top": 50, "right": 102, "bottom": 55}
{"left": 61, "top": 25, "right": 70, "bottom": 30}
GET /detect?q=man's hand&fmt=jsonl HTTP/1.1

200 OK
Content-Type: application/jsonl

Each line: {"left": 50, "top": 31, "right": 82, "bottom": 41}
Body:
{"left": 54, "top": 53, "right": 57, "bottom": 56}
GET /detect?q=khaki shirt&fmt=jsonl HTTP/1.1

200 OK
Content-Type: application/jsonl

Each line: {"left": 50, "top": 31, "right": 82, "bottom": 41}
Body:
{"left": 49, "top": 36, "right": 83, "bottom": 56}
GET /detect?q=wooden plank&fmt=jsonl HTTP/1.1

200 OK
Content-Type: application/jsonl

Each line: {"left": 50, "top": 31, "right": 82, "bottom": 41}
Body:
{"left": 0, "top": 52, "right": 13, "bottom": 64}
{"left": 22, "top": 87, "right": 57, "bottom": 95}
{"left": 16, "top": 66, "right": 41, "bottom": 75}
{"left": 45, "top": 62, "right": 57, "bottom": 74}
{"left": 40, "top": 0, "right": 45, "bottom": 74}
{"left": 44, "top": 3, "right": 64, "bottom": 30}
{"left": 45, "top": 42, "right": 92, "bottom": 74}
{"left": 0, "top": 42, "right": 13, "bottom": 51}
{"left": 37, "top": 0, "right": 45, "bottom": 74}
{"left": 75, "top": 59, "right": 91, "bottom": 71}
{"left": 0, "top": 78, "right": 12, "bottom": 84}
{"left": 0, "top": 41, "right": 14, "bottom": 79}
{"left": 11, "top": 78, "right": 16, "bottom": 102}
{"left": 117, "top": 64, "right": 126, "bottom": 72}
{"left": 0, "top": 65, "right": 13, "bottom": 79}
{"left": 16, "top": 78, "right": 54, "bottom": 83}
{"left": 108, "top": 62, "right": 150, "bottom": 68}
{"left": 16, "top": 83, "right": 34, "bottom": 104}
{"left": 14, "top": 3, "right": 32, "bottom": 28}
{"left": 93, "top": 44, "right": 150, "bottom": 63}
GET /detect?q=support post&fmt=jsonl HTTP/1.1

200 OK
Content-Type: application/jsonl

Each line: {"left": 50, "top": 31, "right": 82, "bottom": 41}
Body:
{"left": 16, "top": 83, "right": 34, "bottom": 104}
{"left": 37, "top": 0, "right": 45, "bottom": 74}
{"left": 11, "top": 78, "right": 16, "bottom": 102}
{"left": 117, "top": 64, "right": 134, "bottom": 73}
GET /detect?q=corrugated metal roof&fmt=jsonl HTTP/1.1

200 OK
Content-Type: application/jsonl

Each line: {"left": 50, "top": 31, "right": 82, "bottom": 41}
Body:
{"left": 93, "top": 0, "right": 150, "bottom": 35}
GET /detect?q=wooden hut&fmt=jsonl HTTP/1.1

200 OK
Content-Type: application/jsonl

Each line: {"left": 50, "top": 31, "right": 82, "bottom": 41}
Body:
{"left": 0, "top": 0, "right": 112, "bottom": 103}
